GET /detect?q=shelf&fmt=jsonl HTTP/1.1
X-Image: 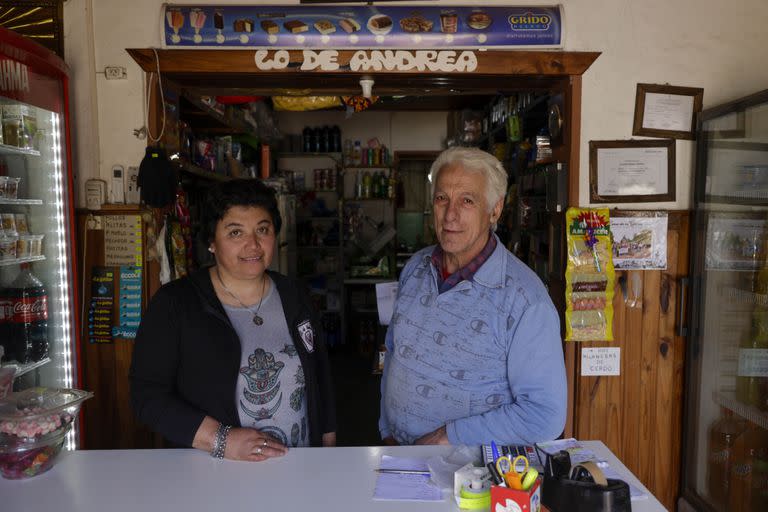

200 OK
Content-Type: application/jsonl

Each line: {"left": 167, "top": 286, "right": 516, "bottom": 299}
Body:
{"left": 0, "top": 255, "right": 46, "bottom": 267}
{"left": 0, "top": 198, "right": 43, "bottom": 205}
{"left": 0, "top": 143, "right": 40, "bottom": 157}
{"left": 1, "top": 357, "right": 51, "bottom": 379}
{"left": 722, "top": 286, "right": 768, "bottom": 308}
{"left": 280, "top": 152, "right": 341, "bottom": 161}
{"left": 343, "top": 164, "right": 392, "bottom": 169}
{"left": 713, "top": 391, "right": 768, "bottom": 430}
{"left": 176, "top": 160, "right": 231, "bottom": 182}
{"left": 181, "top": 92, "right": 257, "bottom": 137}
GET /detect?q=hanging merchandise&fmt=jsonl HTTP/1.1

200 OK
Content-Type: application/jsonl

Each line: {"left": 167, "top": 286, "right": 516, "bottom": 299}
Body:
{"left": 271, "top": 96, "right": 342, "bottom": 111}
{"left": 137, "top": 146, "right": 177, "bottom": 208}
{"left": 174, "top": 187, "right": 194, "bottom": 272}
{"left": 565, "top": 208, "right": 615, "bottom": 342}
{"left": 342, "top": 95, "right": 379, "bottom": 112}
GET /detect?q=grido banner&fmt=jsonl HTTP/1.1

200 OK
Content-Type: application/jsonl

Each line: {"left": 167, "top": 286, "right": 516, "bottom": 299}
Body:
{"left": 162, "top": 4, "right": 563, "bottom": 49}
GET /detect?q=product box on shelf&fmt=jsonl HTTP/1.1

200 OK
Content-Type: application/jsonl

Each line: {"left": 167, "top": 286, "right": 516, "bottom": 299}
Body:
{"left": 490, "top": 476, "right": 543, "bottom": 512}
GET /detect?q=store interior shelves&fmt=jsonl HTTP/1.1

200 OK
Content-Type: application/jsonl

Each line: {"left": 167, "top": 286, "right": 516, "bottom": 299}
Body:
{"left": 713, "top": 391, "right": 768, "bottom": 430}
{"left": 0, "top": 198, "right": 43, "bottom": 205}
{"left": 722, "top": 286, "right": 768, "bottom": 308}
{"left": 1, "top": 357, "right": 51, "bottom": 380}
{"left": 181, "top": 91, "right": 257, "bottom": 137}
{"left": 0, "top": 143, "right": 40, "bottom": 157}
{"left": 175, "top": 160, "right": 230, "bottom": 182}
{"left": 0, "top": 255, "right": 45, "bottom": 267}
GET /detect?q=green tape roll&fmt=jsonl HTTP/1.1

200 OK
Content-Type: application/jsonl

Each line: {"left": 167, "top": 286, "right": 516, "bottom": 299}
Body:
{"left": 459, "top": 483, "right": 491, "bottom": 510}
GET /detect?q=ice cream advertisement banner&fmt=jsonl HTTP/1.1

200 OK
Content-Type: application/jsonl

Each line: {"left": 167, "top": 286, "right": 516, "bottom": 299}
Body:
{"left": 162, "top": 4, "right": 563, "bottom": 49}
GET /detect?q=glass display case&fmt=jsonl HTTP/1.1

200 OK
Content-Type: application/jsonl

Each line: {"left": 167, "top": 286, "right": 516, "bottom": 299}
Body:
{"left": 0, "top": 28, "right": 80, "bottom": 448}
{"left": 681, "top": 89, "right": 768, "bottom": 511}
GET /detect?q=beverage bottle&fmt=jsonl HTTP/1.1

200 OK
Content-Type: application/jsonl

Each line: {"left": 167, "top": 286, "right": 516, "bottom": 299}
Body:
{"left": 320, "top": 126, "right": 330, "bottom": 153}
{"left": 707, "top": 409, "right": 746, "bottom": 508}
{"left": 728, "top": 421, "right": 768, "bottom": 512}
{"left": 387, "top": 171, "right": 396, "bottom": 200}
{"left": 343, "top": 139, "right": 353, "bottom": 165}
{"left": 354, "top": 172, "right": 362, "bottom": 199}
{"left": 311, "top": 127, "right": 321, "bottom": 153}
{"left": 0, "top": 288, "right": 11, "bottom": 362}
{"left": 352, "top": 141, "right": 362, "bottom": 166}
{"left": 5, "top": 264, "right": 49, "bottom": 363}
{"left": 737, "top": 313, "right": 768, "bottom": 410}
{"left": 331, "top": 125, "right": 341, "bottom": 153}
{"left": 302, "top": 126, "right": 312, "bottom": 153}
{"left": 379, "top": 171, "right": 388, "bottom": 198}
{"left": 362, "top": 171, "right": 372, "bottom": 199}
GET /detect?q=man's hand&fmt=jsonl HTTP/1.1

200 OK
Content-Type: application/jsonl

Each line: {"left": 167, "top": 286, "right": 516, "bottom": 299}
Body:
{"left": 414, "top": 425, "right": 449, "bottom": 445}
{"left": 382, "top": 436, "right": 399, "bottom": 446}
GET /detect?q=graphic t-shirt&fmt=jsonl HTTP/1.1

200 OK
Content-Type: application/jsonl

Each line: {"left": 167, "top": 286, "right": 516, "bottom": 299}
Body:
{"left": 224, "top": 278, "right": 309, "bottom": 447}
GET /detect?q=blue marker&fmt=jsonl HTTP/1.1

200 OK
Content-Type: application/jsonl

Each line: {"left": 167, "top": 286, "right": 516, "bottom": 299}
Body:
{"left": 491, "top": 441, "right": 500, "bottom": 462}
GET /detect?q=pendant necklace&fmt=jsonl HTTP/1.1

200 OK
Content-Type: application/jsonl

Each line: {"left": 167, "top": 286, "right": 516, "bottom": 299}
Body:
{"left": 215, "top": 266, "right": 267, "bottom": 326}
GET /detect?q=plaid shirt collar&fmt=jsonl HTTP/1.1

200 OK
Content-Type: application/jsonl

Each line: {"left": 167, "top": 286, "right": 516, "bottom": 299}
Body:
{"left": 430, "top": 232, "right": 497, "bottom": 293}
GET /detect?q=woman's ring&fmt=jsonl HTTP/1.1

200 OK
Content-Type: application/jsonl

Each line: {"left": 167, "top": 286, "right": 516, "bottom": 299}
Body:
{"left": 255, "top": 447, "right": 263, "bottom": 455}
{"left": 262, "top": 439, "right": 268, "bottom": 447}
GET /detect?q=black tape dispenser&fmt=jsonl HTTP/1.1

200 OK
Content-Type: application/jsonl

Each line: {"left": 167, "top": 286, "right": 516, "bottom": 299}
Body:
{"left": 541, "top": 450, "right": 632, "bottom": 512}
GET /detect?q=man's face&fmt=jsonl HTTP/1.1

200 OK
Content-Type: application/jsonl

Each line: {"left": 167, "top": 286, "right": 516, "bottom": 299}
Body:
{"left": 432, "top": 163, "right": 502, "bottom": 269}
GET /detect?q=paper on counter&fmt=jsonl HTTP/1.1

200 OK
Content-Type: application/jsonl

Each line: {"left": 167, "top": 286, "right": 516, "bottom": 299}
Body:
{"left": 373, "top": 455, "right": 443, "bottom": 502}
{"left": 375, "top": 281, "right": 398, "bottom": 326}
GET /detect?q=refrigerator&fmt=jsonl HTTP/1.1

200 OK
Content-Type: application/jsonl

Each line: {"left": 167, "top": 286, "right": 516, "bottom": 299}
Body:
{"left": 681, "top": 89, "right": 768, "bottom": 511}
{"left": 0, "top": 28, "right": 81, "bottom": 447}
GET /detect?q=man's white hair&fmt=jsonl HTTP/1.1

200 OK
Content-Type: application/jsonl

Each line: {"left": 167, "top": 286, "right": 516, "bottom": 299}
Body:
{"left": 428, "top": 147, "right": 508, "bottom": 228}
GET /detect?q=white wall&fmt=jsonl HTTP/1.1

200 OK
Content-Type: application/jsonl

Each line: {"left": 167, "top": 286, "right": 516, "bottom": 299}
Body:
{"left": 64, "top": 0, "right": 768, "bottom": 209}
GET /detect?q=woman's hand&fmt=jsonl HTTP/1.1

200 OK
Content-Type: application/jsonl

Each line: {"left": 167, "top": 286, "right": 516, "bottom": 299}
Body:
{"left": 225, "top": 427, "right": 288, "bottom": 461}
{"left": 322, "top": 432, "right": 336, "bottom": 447}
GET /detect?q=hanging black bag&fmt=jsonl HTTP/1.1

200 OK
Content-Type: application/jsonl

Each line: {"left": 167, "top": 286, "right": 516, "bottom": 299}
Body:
{"left": 137, "top": 146, "right": 177, "bottom": 208}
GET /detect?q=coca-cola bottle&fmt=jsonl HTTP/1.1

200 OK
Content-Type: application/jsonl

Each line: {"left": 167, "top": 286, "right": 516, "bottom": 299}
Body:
{"left": 5, "top": 264, "right": 49, "bottom": 363}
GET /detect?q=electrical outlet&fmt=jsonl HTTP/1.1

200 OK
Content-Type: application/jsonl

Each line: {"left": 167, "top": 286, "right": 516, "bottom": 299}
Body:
{"left": 105, "top": 66, "right": 127, "bottom": 80}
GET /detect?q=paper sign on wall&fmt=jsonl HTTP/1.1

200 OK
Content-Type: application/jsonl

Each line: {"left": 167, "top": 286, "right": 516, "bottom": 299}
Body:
{"left": 581, "top": 347, "right": 621, "bottom": 376}
{"left": 104, "top": 215, "right": 142, "bottom": 266}
{"left": 375, "top": 281, "right": 398, "bottom": 326}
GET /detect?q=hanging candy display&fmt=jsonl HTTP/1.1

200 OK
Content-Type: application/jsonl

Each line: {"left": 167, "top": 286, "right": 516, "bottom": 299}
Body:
{"left": 565, "top": 208, "right": 615, "bottom": 341}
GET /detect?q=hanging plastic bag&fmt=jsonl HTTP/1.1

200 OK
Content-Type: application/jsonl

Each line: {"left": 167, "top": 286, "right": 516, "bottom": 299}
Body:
{"left": 565, "top": 208, "right": 615, "bottom": 341}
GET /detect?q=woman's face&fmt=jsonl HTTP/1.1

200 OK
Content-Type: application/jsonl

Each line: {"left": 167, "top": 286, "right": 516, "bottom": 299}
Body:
{"left": 210, "top": 205, "right": 276, "bottom": 282}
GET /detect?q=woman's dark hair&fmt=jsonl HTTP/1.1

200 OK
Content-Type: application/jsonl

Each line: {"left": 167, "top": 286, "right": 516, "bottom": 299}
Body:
{"left": 201, "top": 179, "right": 282, "bottom": 245}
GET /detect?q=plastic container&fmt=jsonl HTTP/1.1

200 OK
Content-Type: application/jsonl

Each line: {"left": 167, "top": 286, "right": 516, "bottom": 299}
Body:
{"left": 4, "top": 177, "right": 19, "bottom": 199}
{"left": 0, "top": 387, "right": 93, "bottom": 479}
{"left": 0, "top": 236, "right": 17, "bottom": 260}
{"left": 28, "top": 234, "right": 43, "bottom": 257}
{"left": 13, "top": 213, "right": 28, "bottom": 234}
{"left": 0, "top": 213, "right": 15, "bottom": 237}
{"left": 15, "top": 235, "right": 32, "bottom": 258}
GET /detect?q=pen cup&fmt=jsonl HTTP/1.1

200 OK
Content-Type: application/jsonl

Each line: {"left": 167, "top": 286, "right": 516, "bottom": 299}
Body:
{"left": 491, "top": 475, "right": 543, "bottom": 512}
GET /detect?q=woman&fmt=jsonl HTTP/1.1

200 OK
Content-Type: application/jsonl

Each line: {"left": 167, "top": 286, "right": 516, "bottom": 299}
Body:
{"left": 130, "top": 179, "right": 336, "bottom": 461}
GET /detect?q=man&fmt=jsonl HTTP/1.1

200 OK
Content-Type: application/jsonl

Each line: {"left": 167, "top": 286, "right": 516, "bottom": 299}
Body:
{"left": 379, "top": 147, "right": 566, "bottom": 445}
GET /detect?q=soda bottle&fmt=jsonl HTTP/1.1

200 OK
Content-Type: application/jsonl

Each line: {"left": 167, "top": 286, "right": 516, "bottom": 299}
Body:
{"left": 343, "top": 139, "right": 353, "bottom": 166}
{"left": 5, "top": 264, "right": 49, "bottom": 363}
{"left": 729, "top": 421, "right": 768, "bottom": 512}
{"left": 362, "top": 171, "right": 372, "bottom": 199}
{"left": 0, "top": 289, "right": 11, "bottom": 362}
{"left": 707, "top": 409, "right": 746, "bottom": 508}
{"left": 302, "top": 126, "right": 312, "bottom": 153}
{"left": 311, "top": 127, "right": 321, "bottom": 153}
{"left": 352, "top": 141, "right": 362, "bottom": 166}
{"left": 331, "top": 126, "right": 341, "bottom": 153}
{"left": 320, "top": 126, "right": 330, "bottom": 153}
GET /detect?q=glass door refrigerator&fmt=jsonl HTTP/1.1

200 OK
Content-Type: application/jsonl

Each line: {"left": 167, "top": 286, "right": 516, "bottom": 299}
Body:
{"left": 0, "top": 28, "right": 81, "bottom": 446}
{"left": 681, "top": 90, "right": 768, "bottom": 512}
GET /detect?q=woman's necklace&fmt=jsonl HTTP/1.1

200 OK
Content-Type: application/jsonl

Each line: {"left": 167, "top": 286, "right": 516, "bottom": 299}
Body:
{"left": 215, "top": 266, "right": 267, "bottom": 326}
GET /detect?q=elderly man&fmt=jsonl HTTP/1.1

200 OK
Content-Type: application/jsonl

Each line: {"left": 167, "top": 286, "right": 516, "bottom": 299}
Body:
{"left": 379, "top": 147, "right": 566, "bottom": 446}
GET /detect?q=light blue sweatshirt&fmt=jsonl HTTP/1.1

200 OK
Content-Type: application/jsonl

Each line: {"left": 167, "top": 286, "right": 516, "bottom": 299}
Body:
{"left": 379, "top": 236, "right": 567, "bottom": 445}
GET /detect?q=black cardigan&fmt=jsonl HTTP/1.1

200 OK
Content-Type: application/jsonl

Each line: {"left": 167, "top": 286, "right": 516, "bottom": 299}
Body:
{"left": 129, "top": 267, "right": 336, "bottom": 447}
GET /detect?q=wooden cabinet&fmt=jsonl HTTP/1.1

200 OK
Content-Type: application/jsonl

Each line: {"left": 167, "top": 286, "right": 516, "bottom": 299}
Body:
{"left": 573, "top": 211, "right": 690, "bottom": 511}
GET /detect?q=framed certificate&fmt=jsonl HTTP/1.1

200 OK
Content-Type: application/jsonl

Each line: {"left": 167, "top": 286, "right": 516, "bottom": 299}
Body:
{"left": 632, "top": 83, "right": 703, "bottom": 140}
{"left": 589, "top": 139, "right": 676, "bottom": 203}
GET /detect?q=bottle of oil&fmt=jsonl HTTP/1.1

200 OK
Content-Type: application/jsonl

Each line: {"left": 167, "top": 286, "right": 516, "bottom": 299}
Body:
{"left": 737, "top": 313, "right": 768, "bottom": 410}
{"left": 707, "top": 409, "right": 746, "bottom": 508}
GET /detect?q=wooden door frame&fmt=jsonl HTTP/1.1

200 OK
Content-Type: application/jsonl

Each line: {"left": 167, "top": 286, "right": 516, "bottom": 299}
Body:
{"left": 128, "top": 48, "right": 600, "bottom": 438}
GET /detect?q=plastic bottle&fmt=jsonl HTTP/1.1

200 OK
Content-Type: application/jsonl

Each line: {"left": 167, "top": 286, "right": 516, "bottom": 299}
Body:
{"left": 3, "top": 264, "right": 49, "bottom": 363}
{"left": 737, "top": 313, "right": 768, "bottom": 410}
{"left": 302, "top": 126, "right": 312, "bottom": 153}
{"left": 377, "top": 171, "right": 387, "bottom": 198}
{"left": 352, "top": 141, "right": 362, "bottom": 166}
{"left": 311, "top": 127, "right": 321, "bottom": 153}
{"left": 707, "top": 409, "right": 746, "bottom": 508}
{"left": 354, "top": 172, "right": 363, "bottom": 199}
{"left": 343, "top": 139, "right": 353, "bottom": 166}
{"left": 331, "top": 125, "right": 341, "bottom": 153}
{"left": 362, "top": 171, "right": 372, "bottom": 199}
{"left": 728, "top": 421, "right": 768, "bottom": 512}
{"left": 320, "top": 126, "right": 330, "bottom": 153}
{"left": 387, "top": 171, "right": 396, "bottom": 200}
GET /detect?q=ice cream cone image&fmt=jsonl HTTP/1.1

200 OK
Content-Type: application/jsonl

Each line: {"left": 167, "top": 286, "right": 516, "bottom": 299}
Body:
{"left": 190, "top": 8, "right": 207, "bottom": 44}
{"left": 166, "top": 8, "right": 184, "bottom": 44}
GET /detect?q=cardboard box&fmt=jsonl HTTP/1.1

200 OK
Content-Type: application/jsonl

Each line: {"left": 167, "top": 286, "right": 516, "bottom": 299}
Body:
{"left": 490, "top": 476, "right": 543, "bottom": 512}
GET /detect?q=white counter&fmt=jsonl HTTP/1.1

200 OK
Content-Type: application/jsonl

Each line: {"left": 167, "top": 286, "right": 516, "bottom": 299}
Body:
{"left": 0, "top": 441, "right": 667, "bottom": 511}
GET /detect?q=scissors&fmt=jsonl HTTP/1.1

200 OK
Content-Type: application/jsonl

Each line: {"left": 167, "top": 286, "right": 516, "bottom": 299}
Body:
{"left": 502, "top": 455, "right": 539, "bottom": 491}
{"left": 494, "top": 454, "right": 512, "bottom": 476}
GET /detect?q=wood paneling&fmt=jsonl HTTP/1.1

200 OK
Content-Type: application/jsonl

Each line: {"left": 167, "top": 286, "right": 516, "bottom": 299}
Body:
{"left": 574, "top": 211, "right": 690, "bottom": 511}
{"left": 75, "top": 208, "right": 161, "bottom": 449}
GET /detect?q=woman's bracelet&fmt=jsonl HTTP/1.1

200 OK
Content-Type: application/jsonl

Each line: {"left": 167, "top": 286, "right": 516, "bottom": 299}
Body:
{"left": 211, "top": 423, "right": 232, "bottom": 459}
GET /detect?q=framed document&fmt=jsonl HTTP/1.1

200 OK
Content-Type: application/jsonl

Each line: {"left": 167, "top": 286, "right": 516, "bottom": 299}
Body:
{"left": 633, "top": 83, "right": 703, "bottom": 140}
{"left": 589, "top": 139, "right": 675, "bottom": 203}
